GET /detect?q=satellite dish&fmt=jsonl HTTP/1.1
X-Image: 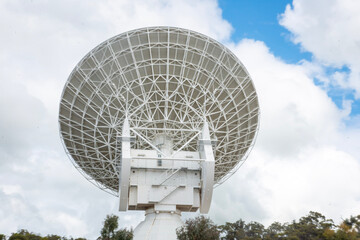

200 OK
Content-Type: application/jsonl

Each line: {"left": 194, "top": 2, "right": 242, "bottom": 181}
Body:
{"left": 59, "top": 26, "right": 259, "bottom": 240}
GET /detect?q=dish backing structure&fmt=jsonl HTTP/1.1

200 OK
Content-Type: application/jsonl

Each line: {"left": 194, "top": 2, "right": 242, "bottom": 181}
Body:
{"left": 59, "top": 26, "right": 259, "bottom": 240}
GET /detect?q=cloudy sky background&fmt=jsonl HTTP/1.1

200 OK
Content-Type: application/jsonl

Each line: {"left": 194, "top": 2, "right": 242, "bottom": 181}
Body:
{"left": 1, "top": 0, "right": 360, "bottom": 238}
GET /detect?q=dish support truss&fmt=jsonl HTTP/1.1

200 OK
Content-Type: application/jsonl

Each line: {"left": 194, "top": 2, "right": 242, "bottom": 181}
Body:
{"left": 118, "top": 118, "right": 215, "bottom": 240}
{"left": 59, "top": 27, "right": 260, "bottom": 196}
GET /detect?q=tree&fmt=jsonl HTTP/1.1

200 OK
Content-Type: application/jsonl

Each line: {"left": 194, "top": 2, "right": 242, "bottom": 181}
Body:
{"left": 264, "top": 222, "right": 285, "bottom": 240}
{"left": 220, "top": 220, "right": 265, "bottom": 240}
{"left": 0, "top": 234, "right": 6, "bottom": 240}
{"left": 8, "top": 229, "right": 42, "bottom": 240}
{"left": 113, "top": 229, "right": 132, "bottom": 240}
{"left": 44, "top": 235, "right": 62, "bottom": 240}
{"left": 343, "top": 215, "right": 360, "bottom": 236}
{"left": 220, "top": 219, "right": 246, "bottom": 239}
{"left": 99, "top": 214, "right": 133, "bottom": 240}
{"left": 283, "top": 211, "right": 334, "bottom": 240}
{"left": 331, "top": 215, "right": 360, "bottom": 240}
{"left": 177, "top": 215, "right": 220, "bottom": 240}
{"left": 6, "top": 229, "right": 87, "bottom": 240}
{"left": 244, "top": 221, "right": 265, "bottom": 239}
{"left": 332, "top": 223, "right": 357, "bottom": 240}
{"left": 8, "top": 234, "right": 26, "bottom": 240}
{"left": 100, "top": 215, "right": 119, "bottom": 240}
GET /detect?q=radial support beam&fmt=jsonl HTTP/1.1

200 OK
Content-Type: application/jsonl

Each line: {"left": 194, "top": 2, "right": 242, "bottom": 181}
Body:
{"left": 118, "top": 118, "right": 132, "bottom": 211}
{"left": 199, "top": 121, "right": 215, "bottom": 213}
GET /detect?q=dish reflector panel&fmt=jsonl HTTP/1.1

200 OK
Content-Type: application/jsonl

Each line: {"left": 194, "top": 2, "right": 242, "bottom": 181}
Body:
{"left": 59, "top": 26, "right": 259, "bottom": 195}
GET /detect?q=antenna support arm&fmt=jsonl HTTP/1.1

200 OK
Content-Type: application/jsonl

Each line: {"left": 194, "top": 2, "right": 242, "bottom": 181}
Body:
{"left": 118, "top": 118, "right": 132, "bottom": 211}
{"left": 199, "top": 121, "right": 215, "bottom": 213}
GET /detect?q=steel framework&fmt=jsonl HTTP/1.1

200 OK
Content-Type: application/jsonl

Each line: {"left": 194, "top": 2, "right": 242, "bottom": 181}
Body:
{"left": 59, "top": 26, "right": 260, "bottom": 196}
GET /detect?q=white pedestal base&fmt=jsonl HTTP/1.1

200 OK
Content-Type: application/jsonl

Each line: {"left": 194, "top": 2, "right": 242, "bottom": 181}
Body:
{"left": 134, "top": 208, "right": 183, "bottom": 240}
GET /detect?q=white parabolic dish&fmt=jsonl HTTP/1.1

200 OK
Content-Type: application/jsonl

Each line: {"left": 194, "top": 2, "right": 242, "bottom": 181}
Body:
{"left": 59, "top": 26, "right": 260, "bottom": 195}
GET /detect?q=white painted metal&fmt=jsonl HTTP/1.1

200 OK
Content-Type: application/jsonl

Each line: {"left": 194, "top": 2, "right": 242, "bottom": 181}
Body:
{"left": 117, "top": 118, "right": 214, "bottom": 239}
{"left": 199, "top": 121, "right": 215, "bottom": 213}
{"left": 59, "top": 26, "right": 260, "bottom": 196}
{"left": 118, "top": 118, "right": 131, "bottom": 211}
{"left": 124, "top": 136, "right": 203, "bottom": 212}
{"left": 133, "top": 208, "right": 183, "bottom": 240}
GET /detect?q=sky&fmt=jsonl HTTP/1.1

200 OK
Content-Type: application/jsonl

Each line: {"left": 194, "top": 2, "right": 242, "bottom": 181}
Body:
{"left": 0, "top": 0, "right": 360, "bottom": 239}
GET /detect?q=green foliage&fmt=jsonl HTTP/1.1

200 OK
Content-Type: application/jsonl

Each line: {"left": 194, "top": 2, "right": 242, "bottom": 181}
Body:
{"left": 3, "top": 211, "right": 360, "bottom": 240}
{"left": 220, "top": 220, "right": 268, "bottom": 240}
{"left": 244, "top": 221, "right": 265, "bottom": 239}
{"left": 331, "top": 215, "right": 360, "bottom": 240}
{"left": 283, "top": 211, "right": 335, "bottom": 240}
{"left": 343, "top": 215, "right": 360, "bottom": 235}
{"left": 181, "top": 211, "right": 360, "bottom": 240}
{"left": 98, "top": 214, "right": 133, "bottom": 240}
{"left": 44, "top": 235, "right": 60, "bottom": 240}
{"left": 220, "top": 220, "right": 266, "bottom": 240}
{"left": 220, "top": 219, "right": 247, "bottom": 239}
{"left": 263, "top": 222, "right": 285, "bottom": 240}
{"left": 176, "top": 215, "right": 220, "bottom": 240}
{"left": 9, "top": 229, "right": 41, "bottom": 240}
{"left": 100, "top": 215, "right": 119, "bottom": 240}
{"left": 113, "top": 229, "right": 133, "bottom": 240}
{"left": 6, "top": 229, "right": 86, "bottom": 240}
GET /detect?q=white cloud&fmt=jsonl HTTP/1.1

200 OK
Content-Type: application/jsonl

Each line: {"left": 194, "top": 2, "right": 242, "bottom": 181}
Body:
{"left": 279, "top": 0, "right": 360, "bottom": 97}
{"left": 228, "top": 39, "right": 340, "bottom": 157}
{"left": 210, "top": 38, "right": 360, "bottom": 226}
{"left": 212, "top": 146, "right": 360, "bottom": 225}
{"left": 98, "top": 0, "right": 232, "bottom": 42}
{"left": 235, "top": 146, "right": 360, "bottom": 224}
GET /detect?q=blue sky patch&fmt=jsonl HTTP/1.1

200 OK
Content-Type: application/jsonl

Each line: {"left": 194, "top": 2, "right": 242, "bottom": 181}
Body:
{"left": 219, "top": 0, "right": 360, "bottom": 119}
{"left": 219, "top": 0, "right": 312, "bottom": 63}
